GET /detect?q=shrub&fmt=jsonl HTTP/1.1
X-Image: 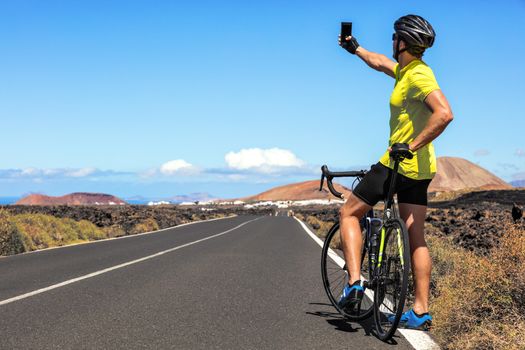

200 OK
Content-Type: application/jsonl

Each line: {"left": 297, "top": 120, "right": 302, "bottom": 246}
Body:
{"left": 130, "top": 218, "right": 159, "bottom": 235}
{"left": 102, "top": 225, "right": 126, "bottom": 238}
{"left": 0, "top": 210, "right": 27, "bottom": 255}
{"left": 77, "top": 219, "right": 107, "bottom": 241}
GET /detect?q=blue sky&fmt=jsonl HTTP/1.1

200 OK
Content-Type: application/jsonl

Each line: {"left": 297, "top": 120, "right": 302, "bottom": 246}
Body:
{"left": 1, "top": 0, "right": 524, "bottom": 199}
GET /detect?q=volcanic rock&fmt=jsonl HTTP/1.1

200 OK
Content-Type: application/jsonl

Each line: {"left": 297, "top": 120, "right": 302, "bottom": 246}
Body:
{"left": 512, "top": 203, "right": 523, "bottom": 223}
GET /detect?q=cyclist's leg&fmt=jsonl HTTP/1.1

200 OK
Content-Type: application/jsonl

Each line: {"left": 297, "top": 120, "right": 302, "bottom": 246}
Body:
{"left": 339, "top": 193, "right": 372, "bottom": 284}
{"left": 397, "top": 179, "right": 432, "bottom": 315}
{"left": 399, "top": 203, "right": 430, "bottom": 314}
{"left": 340, "top": 163, "right": 388, "bottom": 284}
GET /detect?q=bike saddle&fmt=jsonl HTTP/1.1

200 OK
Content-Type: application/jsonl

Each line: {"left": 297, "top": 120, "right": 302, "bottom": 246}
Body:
{"left": 389, "top": 143, "right": 414, "bottom": 160}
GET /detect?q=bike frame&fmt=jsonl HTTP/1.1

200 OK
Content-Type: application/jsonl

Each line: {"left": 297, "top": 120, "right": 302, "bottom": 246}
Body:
{"left": 321, "top": 157, "right": 405, "bottom": 287}
{"left": 372, "top": 160, "right": 406, "bottom": 281}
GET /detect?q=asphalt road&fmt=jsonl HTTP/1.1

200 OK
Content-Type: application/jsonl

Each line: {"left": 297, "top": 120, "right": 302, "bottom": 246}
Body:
{"left": 0, "top": 215, "right": 417, "bottom": 349}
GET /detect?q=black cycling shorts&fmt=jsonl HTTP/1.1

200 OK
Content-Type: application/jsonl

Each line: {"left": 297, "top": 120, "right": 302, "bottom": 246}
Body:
{"left": 352, "top": 162, "right": 432, "bottom": 206}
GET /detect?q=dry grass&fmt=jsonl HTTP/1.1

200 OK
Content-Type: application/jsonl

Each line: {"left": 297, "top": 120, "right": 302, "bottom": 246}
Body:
{"left": 306, "top": 215, "right": 333, "bottom": 239}
{"left": 0, "top": 209, "right": 236, "bottom": 256}
{"left": 130, "top": 218, "right": 160, "bottom": 235}
{"left": 9, "top": 213, "right": 106, "bottom": 251}
{"left": 0, "top": 209, "right": 109, "bottom": 254}
{"left": 102, "top": 225, "right": 126, "bottom": 238}
{"left": 428, "top": 223, "right": 525, "bottom": 350}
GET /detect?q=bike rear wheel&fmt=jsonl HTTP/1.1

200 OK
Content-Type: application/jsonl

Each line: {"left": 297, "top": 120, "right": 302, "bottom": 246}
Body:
{"left": 321, "top": 221, "right": 374, "bottom": 321}
{"left": 373, "top": 218, "right": 411, "bottom": 341}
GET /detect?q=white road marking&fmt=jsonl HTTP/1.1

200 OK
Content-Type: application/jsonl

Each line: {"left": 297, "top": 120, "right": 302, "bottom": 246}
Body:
{"left": 294, "top": 217, "right": 440, "bottom": 350}
{"left": 0, "top": 217, "right": 259, "bottom": 307}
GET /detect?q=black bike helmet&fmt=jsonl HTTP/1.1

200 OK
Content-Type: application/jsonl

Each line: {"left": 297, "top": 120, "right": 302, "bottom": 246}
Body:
{"left": 395, "top": 15, "right": 435, "bottom": 48}
{"left": 393, "top": 15, "right": 435, "bottom": 60}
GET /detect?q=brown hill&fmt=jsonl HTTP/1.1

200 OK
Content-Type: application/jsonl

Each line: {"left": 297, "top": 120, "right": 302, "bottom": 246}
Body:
{"left": 429, "top": 157, "right": 512, "bottom": 192}
{"left": 243, "top": 180, "right": 351, "bottom": 202}
{"left": 16, "top": 192, "right": 127, "bottom": 206}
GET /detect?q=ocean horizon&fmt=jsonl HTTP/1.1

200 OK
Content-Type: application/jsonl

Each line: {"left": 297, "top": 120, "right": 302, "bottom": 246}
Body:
{"left": 0, "top": 197, "right": 21, "bottom": 205}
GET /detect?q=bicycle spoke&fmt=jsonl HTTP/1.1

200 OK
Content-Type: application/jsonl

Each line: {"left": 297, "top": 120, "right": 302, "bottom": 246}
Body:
{"left": 331, "top": 279, "right": 345, "bottom": 293}
{"left": 327, "top": 269, "right": 343, "bottom": 277}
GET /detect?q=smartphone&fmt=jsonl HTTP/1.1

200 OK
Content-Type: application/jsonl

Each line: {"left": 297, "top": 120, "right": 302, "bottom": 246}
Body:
{"left": 341, "top": 22, "right": 352, "bottom": 41}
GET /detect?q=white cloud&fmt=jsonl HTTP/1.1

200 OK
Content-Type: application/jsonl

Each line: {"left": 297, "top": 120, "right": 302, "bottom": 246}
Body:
{"left": 515, "top": 149, "right": 525, "bottom": 158}
{"left": 65, "top": 167, "right": 97, "bottom": 177}
{"left": 225, "top": 148, "right": 305, "bottom": 173}
{"left": 42, "top": 168, "right": 62, "bottom": 176}
{"left": 0, "top": 167, "right": 122, "bottom": 179}
{"left": 160, "top": 159, "right": 197, "bottom": 175}
{"left": 20, "top": 168, "right": 39, "bottom": 176}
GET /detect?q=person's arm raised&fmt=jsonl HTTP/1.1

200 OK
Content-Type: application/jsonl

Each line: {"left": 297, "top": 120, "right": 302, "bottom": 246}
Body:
{"left": 339, "top": 35, "right": 396, "bottom": 78}
{"left": 355, "top": 46, "right": 396, "bottom": 78}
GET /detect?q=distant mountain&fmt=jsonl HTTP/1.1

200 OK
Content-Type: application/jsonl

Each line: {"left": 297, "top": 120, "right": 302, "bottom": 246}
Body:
{"left": 16, "top": 192, "right": 127, "bottom": 205}
{"left": 243, "top": 180, "right": 351, "bottom": 202}
{"left": 510, "top": 180, "right": 525, "bottom": 188}
{"left": 429, "top": 157, "right": 512, "bottom": 192}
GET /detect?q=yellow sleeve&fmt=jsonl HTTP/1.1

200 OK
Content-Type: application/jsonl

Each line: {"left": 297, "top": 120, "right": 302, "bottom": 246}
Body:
{"left": 409, "top": 66, "right": 440, "bottom": 101}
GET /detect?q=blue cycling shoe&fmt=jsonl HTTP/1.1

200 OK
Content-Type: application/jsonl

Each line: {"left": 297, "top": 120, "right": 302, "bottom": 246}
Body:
{"left": 338, "top": 281, "right": 364, "bottom": 311}
{"left": 388, "top": 309, "right": 432, "bottom": 330}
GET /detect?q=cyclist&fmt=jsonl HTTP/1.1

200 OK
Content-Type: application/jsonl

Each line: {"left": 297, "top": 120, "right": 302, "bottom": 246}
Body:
{"left": 337, "top": 15, "right": 453, "bottom": 329}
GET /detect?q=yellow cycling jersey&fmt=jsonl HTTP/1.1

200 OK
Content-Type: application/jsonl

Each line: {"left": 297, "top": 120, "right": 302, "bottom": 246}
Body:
{"left": 379, "top": 59, "right": 440, "bottom": 180}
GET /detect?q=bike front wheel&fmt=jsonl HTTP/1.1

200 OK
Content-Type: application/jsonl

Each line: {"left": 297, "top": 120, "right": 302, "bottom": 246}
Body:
{"left": 321, "top": 221, "right": 374, "bottom": 321}
{"left": 373, "top": 218, "right": 411, "bottom": 341}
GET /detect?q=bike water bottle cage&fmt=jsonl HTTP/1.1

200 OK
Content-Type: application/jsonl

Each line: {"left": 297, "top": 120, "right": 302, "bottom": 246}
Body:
{"left": 390, "top": 143, "right": 413, "bottom": 161}
{"left": 342, "top": 36, "right": 360, "bottom": 54}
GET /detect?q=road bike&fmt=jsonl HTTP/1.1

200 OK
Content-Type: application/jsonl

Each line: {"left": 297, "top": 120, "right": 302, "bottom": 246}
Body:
{"left": 319, "top": 149, "right": 412, "bottom": 341}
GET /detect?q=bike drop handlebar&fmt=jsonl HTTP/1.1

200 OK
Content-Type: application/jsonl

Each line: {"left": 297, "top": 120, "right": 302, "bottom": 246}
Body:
{"left": 319, "top": 165, "right": 367, "bottom": 200}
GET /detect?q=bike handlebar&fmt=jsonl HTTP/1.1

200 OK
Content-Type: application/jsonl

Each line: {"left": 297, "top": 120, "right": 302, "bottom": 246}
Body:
{"left": 319, "top": 165, "right": 367, "bottom": 199}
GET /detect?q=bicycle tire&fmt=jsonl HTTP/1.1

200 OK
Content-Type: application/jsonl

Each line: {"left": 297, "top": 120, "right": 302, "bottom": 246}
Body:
{"left": 373, "top": 217, "right": 411, "bottom": 341}
{"left": 321, "top": 221, "right": 374, "bottom": 321}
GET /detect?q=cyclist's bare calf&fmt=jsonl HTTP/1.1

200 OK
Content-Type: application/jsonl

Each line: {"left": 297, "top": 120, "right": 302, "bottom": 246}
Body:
{"left": 339, "top": 193, "right": 373, "bottom": 285}
{"left": 399, "top": 203, "right": 431, "bottom": 315}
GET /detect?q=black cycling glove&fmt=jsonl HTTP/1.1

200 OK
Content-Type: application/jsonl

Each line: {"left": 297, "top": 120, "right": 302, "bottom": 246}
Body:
{"left": 342, "top": 36, "right": 360, "bottom": 54}
{"left": 390, "top": 143, "right": 414, "bottom": 159}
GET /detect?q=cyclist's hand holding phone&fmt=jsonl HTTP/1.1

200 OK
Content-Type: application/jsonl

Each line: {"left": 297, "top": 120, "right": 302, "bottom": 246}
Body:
{"left": 340, "top": 22, "right": 360, "bottom": 54}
